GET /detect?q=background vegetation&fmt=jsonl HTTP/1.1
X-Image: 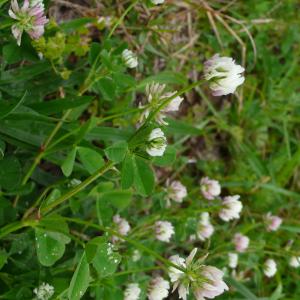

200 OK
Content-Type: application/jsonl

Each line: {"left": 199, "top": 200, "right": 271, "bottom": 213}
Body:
{"left": 0, "top": 0, "right": 299, "bottom": 299}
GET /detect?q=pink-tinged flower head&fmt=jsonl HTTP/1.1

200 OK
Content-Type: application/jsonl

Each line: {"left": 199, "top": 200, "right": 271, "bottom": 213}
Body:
{"left": 200, "top": 177, "right": 221, "bottom": 200}
{"left": 168, "top": 248, "right": 228, "bottom": 300}
{"left": 197, "top": 212, "right": 214, "bottom": 241}
{"left": 155, "top": 221, "right": 175, "bottom": 242}
{"left": 233, "top": 233, "right": 249, "bottom": 253}
{"left": 8, "top": 0, "right": 48, "bottom": 45}
{"left": 112, "top": 214, "right": 130, "bottom": 242}
{"left": 289, "top": 256, "right": 300, "bottom": 268}
{"left": 167, "top": 180, "right": 187, "bottom": 203}
{"left": 148, "top": 276, "right": 170, "bottom": 300}
{"left": 265, "top": 213, "right": 282, "bottom": 232}
{"left": 193, "top": 266, "right": 229, "bottom": 300}
{"left": 204, "top": 54, "right": 245, "bottom": 96}
{"left": 219, "top": 195, "right": 243, "bottom": 222}
{"left": 124, "top": 283, "right": 141, "bottom": 300}
{"left": 228, "top": 253, "right": 238, "bottom": 269}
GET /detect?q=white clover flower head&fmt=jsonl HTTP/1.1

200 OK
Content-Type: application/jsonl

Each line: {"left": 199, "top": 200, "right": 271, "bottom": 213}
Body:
{"left": 167, "top": 180, "right": 187, "bottom": 203}
{"left": 228, "top": 253, "right": 238, "bottom": 269}
{"left": 200, "top": 177, "right": 221, "bottom": 200}
{"left": 169, "top": 249, "right": 228, "bottom": 300}
{"left": 265, "top": 213, "right": 282, "bottom": 232}
{"left": 124, "top": 283, "right": 141, "bottom": 300}
{"left": 122, "top": 49, "right": 138, "bottom": 68}
{"left": 219, "top": 195, "right": 242, "bottom": 222}
{"left": 112, "top": 214, "right": 130, "bottom": 242}
{"left": 155, "top": 220, "right": 174, "bottom": 242}
{"left": 151, "top": 0, "right": 165, "bottom": 4}
{"left": 233, "top": 233, "right": 249, "bottom": 253}
{"left": 200, "top": 212, "right": 210, "bottom": 225}
{"left": 9, "top": 0, "right": 48, "bottom": 46}
{"left": 146, "top": 128, "right": 167, "bottom": 157}
{"left": 132, "top": 249, "right": 141, "bottom": 262}
{"left": 263, "top": 259, "right": 277, "bottom": 278}
{"left": 204, "top": 54, "right": 245, "bottom": 96}
{"left": 193, "top": 266, "right": 229, "bottom": 300}
{"left": 97, "top": 16, "right": 112, "bottom": 27}
{"left": 197, "top": 223, "right": 214, "bottom": 242}
{"left": 289, "top": 256, "right": 300, "bottom": 268}
{"left": 146, "top": 83, "right": 166, "bottom": 103}
{"left": 33, "top": 282, "right": 54, "bottom": 300}
{"left": 148, "top": 276, "right": 170, "bottom": 300}
{"left": 140, "top": 83, "right": 184, "bottom": 125}
{"left": 197, "top": 213, "right": 214, "bottom": 241}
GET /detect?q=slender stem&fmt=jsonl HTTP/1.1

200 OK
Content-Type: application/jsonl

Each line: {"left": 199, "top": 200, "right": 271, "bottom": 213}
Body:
{"left": 112, "top": 266, "right": 162, "bottom": 277}
{"left": 62, "top": 217, "right": 186, "bottom": 273}
{"left": 13, "top": 109, "right": 72, "bottom": 207}
{"left": 108, "top": 0, "right": 139, "bottom": 38}
{"left": 45, "top": 107, "right": 143, "bottom": 154}
{"left": 40, "top": 161, "right": 115, "bottom": 215}
{"left": 0, "top": 220, "right": 38, "bottom": 240}
{"left": 22, "top": 186, "right": 54, "bottom": 220}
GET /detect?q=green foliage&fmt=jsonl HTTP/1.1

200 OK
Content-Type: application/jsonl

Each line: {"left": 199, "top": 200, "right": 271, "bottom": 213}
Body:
{"left": 68, "top": 253, "right": 90, "bottom": 300}
{"left": 0, "top": 0, "right": 299, "bottom": 299}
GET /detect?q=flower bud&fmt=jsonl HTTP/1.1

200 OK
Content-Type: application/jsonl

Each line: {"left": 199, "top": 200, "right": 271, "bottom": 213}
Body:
{"left": 204, "top": 54, "right": 245, "bottom": 96}
{"left": 146, "top": 128, "right": 167, "bottom": 157}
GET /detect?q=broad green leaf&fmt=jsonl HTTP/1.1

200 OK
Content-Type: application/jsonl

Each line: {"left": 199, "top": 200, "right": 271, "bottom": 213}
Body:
{"left": 68, "top": 253, "right": 90, "bottom": 300}
{"left": 86, "top": 237, "right": 121, "bottom": 277}
{"left": 133, "top": 156, "right": 155, "bottom": 196}
{"left": 91, "top": 183, "right": 114, "bottom": 226}
{"left": 105, "top": 141, "right": 128, "bottom": 163}
{"left": 121, "top": 153, "right": 134, "bottom": 189}
{"left": 96, "top": 197, "right": 114, "bottom": 227}
{"left": 61, "top": 147, "right": 77, "bottom": 177}
{"left": 0, "top": 197, "right": 16, "bottom": 226}
{"left": 3, "top": 43, "right": 22, "bottom": 64}
{"left": 166, "top": 118, "right": 207, "bottom": 136}
{"left": 28, "top": 96, "right": 93, "bottom": 115}
{"left": 88, "top": 126, "right": 132, "bottom": 142}
{"left": 153, "top": 145, "right": 176, "bottom": 166}
{"left": 0, "top": 156, "right": 22, "bottom": 190}
{"left": 89, "top": 42, "right": 101, "bottom": 65}
{"left": 77, "top": 146, "right": 104, "bottom": 174}
{"left": 35, "top": 228, "right": 70, "bottom": 267}
{"left": 112, "top": 72, "right": 135, "bottom": 89}
{"left": 0, "top": 119, "right": 47, "bottom": 147}
{"left": 99, "top": 189, "right": 132, "bottom": 210}
{"left": 61, "top": 17, "right": 95, "bottom": 32}
{"left": 75, "top": 117, "right": 98, "bottom": 144}
{"left": 94, "top": 77, "right": 116, "bottom": 101}
{"left": 1, "top": 61, "right": 51, "bottom": 84}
